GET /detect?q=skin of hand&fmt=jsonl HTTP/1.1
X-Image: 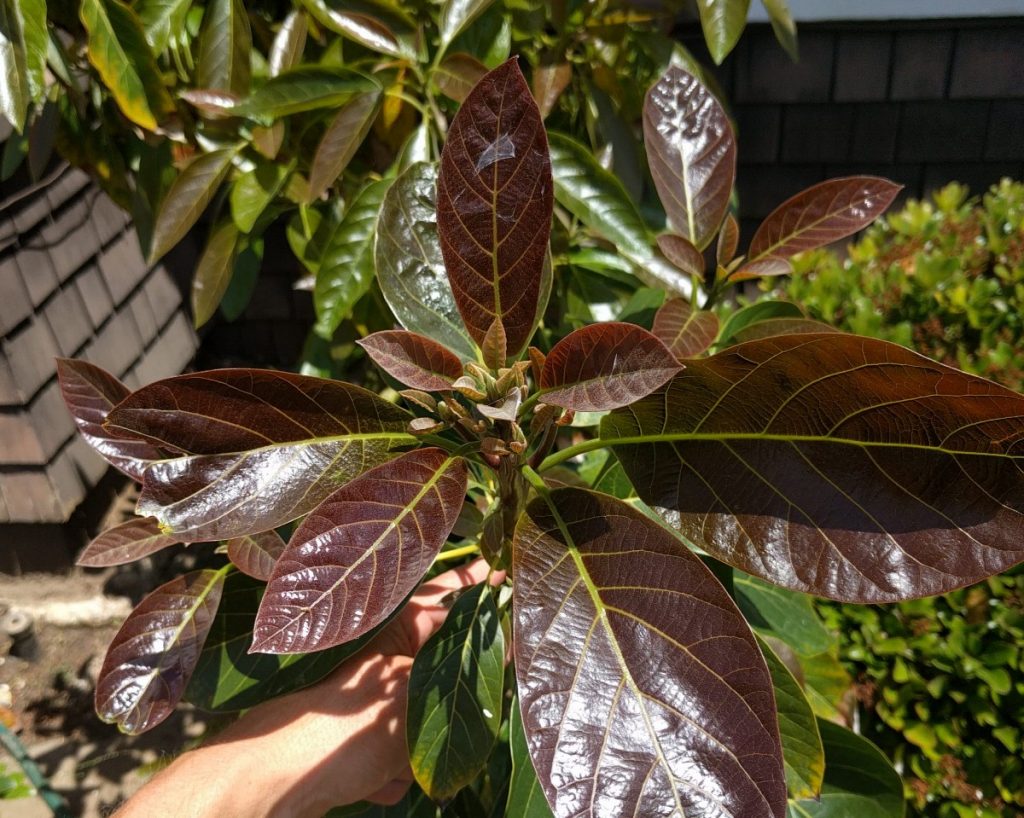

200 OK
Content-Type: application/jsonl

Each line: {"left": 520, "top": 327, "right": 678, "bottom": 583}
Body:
{"left": 115, "top": 558, "right": 501, "bottom": 818}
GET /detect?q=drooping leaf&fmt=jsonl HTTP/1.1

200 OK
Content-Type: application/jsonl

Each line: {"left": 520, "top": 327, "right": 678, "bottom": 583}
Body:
{"left": 56, "top": 358, "right": 162, "bottom": 482}
{"left": 651, "top": 297, "right": 718, "bottom": 359}
{"left": 603, "top": 332, "right": 1024, "bottom": 602}
{"left": 149, "top": 148, "right": 236, "bottom": 263}
{"left": 732, "top": 317, "right": 839, "bottom": 344}
{"left": 716, "top": 300, "right": 804, "bottom": 346}
{"left": 735, "top": 573, "right": 835, "bottom": 657}
{"left": 657, "top": 233, "right": 705, "bottom": 278}
{"left": 439, "top": 0, "right": 495, "bottom": 49}
{"left": 307, "top": 90, "right": 380, "bottom": 202}
{"left": 762, "top": 0, "right": 798, "bottom": 62}
{"left": 377, "top": 162, "right": 477, "bottom": 361}
{"left": 297, "top": 0, "right": 408, "bottom": 58}
{"left": 358, "top": 330, "right": 465, "bottom": 390}
{"left": 197, "top": 0, "right": 251, "bottom": 95}
{"left": 432, "top": 52, "right": 487, "bottom": 103}
{"left": 80, "top": 0, "right": 173, "bottom": 130}
{"left": 643, "top": 65, "right": 735, "bottom": 249}
{"left": 407, "top": 584, "right": 504, "bottom": 801}
{"left": 507, "top": 699, "right": 554, "bottom": 818}
{"left": 20, "top": 0, "right": 46, "bottom": 104}
{"left": 539, "top": 322, "right": 682, "bottom": 411}
{"left": 313, "top": 177, "right": 393, "bottom": 339}
{"left": 437, "top": 58, "right": 553, "bottom": 357}
{"left": 787, "top": 721, "right": 904, "bottom": 818}
{"left": 95, "top": 568, "right": 226, "bottom": 734}
{"left": 191, "top": 219, "right": 240, "bottom": 329}
{"left": 0, "top": 0, "right": 45, "bottom": 131}
{"left": 106, "top": 370, "right": 415, "bottom": 541}
{"left": 737, "top": 177, "right": 902, "bottom": 279}
{"left": 136, "top": 0, "right": 191, "bottom": 53}
{"left": 219, "top": 234, "right": 263, "bottom": 321}
{"left": 232, "top": 67, "right": 378, "bottom": 124}
{"left": 548, "top": 131, "right": 650, "bottom": 261}
{"left": 231, "top": 161, "right": 290, "bottom": 234}
{"left": 269, "top": 10, "right": 307, "bottom": 77}
{"left": 758, "top": 637, "right": 824, "bottom": 800}
{"left": 226, "top": 530, "right": 286, "bottom": 581}
{"left": 514, "top": 488, "right": 786, "bottom": 818}
{"left": 531, "top": 62, "right": 570, "bottom": 120}
{"left": 77, "top": 517, "right": 180, "bottom": 567}
{"left": 696, "top": 0, "right": 751, "bottom": 64}
{"left": 252, "top": 449, "right": 468, "bottom": 653}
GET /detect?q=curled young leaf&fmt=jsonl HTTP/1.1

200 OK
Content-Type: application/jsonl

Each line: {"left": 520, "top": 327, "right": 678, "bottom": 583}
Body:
{"left": 251, "top": 449, "right": 468, "bottom": 654}
{"left": 77, "top": 517, "right": 180, "bottom": 567}
{"left": 437, "top": 58, "right": 553, "bottom": 357}
{"left": 358, "top": 330, "right": 465, "bottom": 391}
{"left": 651, "top": 297, "right": 719, "bottom": 359}
{"left": 603, "top": 332, "right": 1024, "bottom": 602}
{"left": 514, "top": 488, "right": 786, "bottom": 818}
{"left": 226, "top": 530, "right": 286, "bottom": 581}
{"left": 56, "top": 358, "right": 162, "bottom": 482}
{"left": 643, "top": 65, "right": 736, "bottom": 250}
{"left": 539, "top": 322, "right": 683, "bottom": 411}
{"left": 95, "top": 568, "right": 226, "bottom": 734}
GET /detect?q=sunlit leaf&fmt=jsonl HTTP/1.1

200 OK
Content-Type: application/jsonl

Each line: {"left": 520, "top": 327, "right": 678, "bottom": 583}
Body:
{"left": 716, "top": 300, "right": 804, "bottom": 346}
{"left": 197, "top": 0, "right": 251, "bottom": 95}
{"left": 604, "top": 332, "right": 1024, "bottom": 602}
{"left": 377, "top": 162, "right": 477, "bottom": 361}
{"left": 643, "top": 65, "right": 735, "bottom": 249}
{"left": 696, "top": 0, "right": 751, "bottom": 64}
{"left": 798, "top": 651, "right": 851, "bottom": 722}
{"left": 106, "top": 370, "right": 415, "bottom": 541}
{"left": 252, "top": 449, "right": 468, "bottom": 653}
{"left": 0, "top": 0, "right": 46, "bottom": 129}
{"left": 532, "top": 62, "right": 570, "bottom": 120}
{"left": 408, "top": 584, "right": 504, "bottom": 801}
{"left": 80, "top": 0, "right": 173, "bottom": 130}
{"left": 507, "top": 699, "right": 554, "bottom": 818}
{"left": 651, "top": 297, "right": 718, "bottom": 359}
{"left": 432, "top": 52, "right": 487, "bottom": 103}
{"left": 77, "top": 517, "right": 180, "bottom": 567}
{"left": 437, "top": 58, "right": 552, "bottom": 357}
{"left": 96, "top": 569, "right": 226, "bottom": 734}
{"left": 439, "top": 0, "right": 495, "bottom": 49}
{"left": 231, "top": 162, "right": 290, "bottom": 234}
{"left": 359, "top": 330, "right": 465, "bottom": 390}
{"left": 297, "top": 0, "right": 408, "bottom": 58}
{"left": 307, "top": 90, "right": 380, "bottom": 202}
{"left": 735, "top": 573, "right": 835, "bottom": 657}
{"left": 539, "top": 322, "right": 682, "bottom": 411}
{"left": 226, "top": 530, "right": 285, "bottom": 581}
{"left": 732, "top": 317, "right": 839, "bottom": 344}
{"left": 232, "top": 67, "right": 378, "bottom": 124}
{"left": 269, "top": 10, "right": 307, "bottom": 77}
{"left": 136, "top": 0, "right": 191, "bottom": 53}
{"left": 737, "top": 177, "right": 902, "bottom": 279}
{"left": 515, "top": 488, "right": 786, "bottom": 818}
{"left": 149, "top": 148, "right": 236, "bottom": 264}
{"left": 313, "top": 178, "right": 392, "bottom": 339}
{"left": 191, "top": 219, "right": 240, "bottom": 329}
{"left": 56, "top": 358, "right": 162, "bottom": 481}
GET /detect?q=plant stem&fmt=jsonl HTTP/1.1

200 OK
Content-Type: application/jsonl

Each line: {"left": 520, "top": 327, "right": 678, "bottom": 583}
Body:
{"left": 537, "top": 437, "right": 608, "bottom": 471}
{"left": 434, "top": 543, "right": 481, "bottom": 563}
{"left": 0, "top": 722, "right": 72, "bottom": 818}
{"left": 521, "top": 464, "right": 549, "bottom": 496}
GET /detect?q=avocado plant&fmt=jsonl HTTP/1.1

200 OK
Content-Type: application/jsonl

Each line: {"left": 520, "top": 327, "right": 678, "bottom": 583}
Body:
{"left": 58, "top": 59, "right": 1024, "bottom": 818}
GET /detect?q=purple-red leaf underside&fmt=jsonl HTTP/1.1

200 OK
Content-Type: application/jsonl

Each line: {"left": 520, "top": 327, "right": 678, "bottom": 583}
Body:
{"left": 657, "top": 233, "right": 705, "bottom": 278}
{"left": 358, "top": 330, "right": 465, "bottom": 391}
{"left": 437, "top": 58, "right": 553, "bottom": 356}
{"left": 651, "top": 298, "right": 719, "bottom": 359}
{"left": 251, "top": 448, "right": 468, "bottom": 654}
{"left": 603, "top": 332, "right": 1024, "bottom": 602}
{"left": 56, "top": 358, "right": 163, "bottom": 482}
{"left": 95, "top": 569, "right": 225, "bottom": 734}
{"left": 539, "top": 322, "right": 683, "bottom": 411}
{"left": 514, "top": 488, "right": 786, "bottom": 818}
{"left": 77, "top": 517, "right": 181, "bottom": 567}
{"left": 226, "top": 530, "right": 287, "bottom": 581}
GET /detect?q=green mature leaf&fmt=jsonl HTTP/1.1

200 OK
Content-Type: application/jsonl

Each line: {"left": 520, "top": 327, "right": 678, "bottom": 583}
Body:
{"left": 106, "top": 370, "right": 416, "bottom": 541}
{"left": 798, "top": 651, "right": 850, "bottom": 722}
{"left": 136, "top": 0, "right": 191, "bottom": 53}
{"left": 762, "top": 0, "right": 798, "bottom": 61}
{"left": 325, "top": 787, "right": 436, "bottom": 817}
{"left": 288, "top": 200, "right": 342, "bottom": 275}
{"left": 18, "top": 0, "right": 44, "bottom": 103}
{"left": 696, "top": 0, "right": 751, "bottom": 64}
{"left": 197, "top": 0, "right": 251, "bottom": 95}
{"left": 448, "top": 2, "right": 508, "bottom": 68}
{"left": 230, "top": 162, "right": 290, "bottom": 233}
{"left": 297, "top": 0, "right": 409, "bottom": 58}
{"left": 191, "top": 219, "right": 240, "bottom": 329}
{"left": 96, "top": 568, "right": 226, "bottom": 733}
{"left": 515, "top": 488, "right": 786, "bottom": 818}
{"left": 787, "top": 721, "right": 904, "bottom": 818}
{"left": 80, "top": 0, "right": 173, "bottom": 130}
{"left": 313, "top": 178, "right": 392, "bottom": 340}
{"left": 77, "top": 516, "right": 181, "bottom": 567}
{"left": 507, "top": 700, "right": 554, "bottom": 818}
{"left": 219, "top": 235, "right": 262, "bottom": 321}
{"left": 269, "top": 10, "right": 307, "bottom": 77}
{"left": 716, "top": 300, "right": 804, "bottom": 346}
{"left": 604, "top": 332, "right": 1024, "bottom": 602}
{"left": 232, "top": 67, "right": 378, "bottom": 124}
{"left": 735, "top": 573, "right": 835, "bottom": 657}
{"left": 439, "top": 0, "right": 495, "bottom": 49}
{"left": 149, "top": 147, "right": 236, "bottom": 263}
{"left": 758, "top": 637, "right": 824, "bottom": 800}
{"left": 377, "top": 162, "right": 477, "bottom": 361}
{"left": 408, "top": 584, "right": 505, "bottom": 801}
{"left": 307, "top": 89, "right": 380, "bottom": 202}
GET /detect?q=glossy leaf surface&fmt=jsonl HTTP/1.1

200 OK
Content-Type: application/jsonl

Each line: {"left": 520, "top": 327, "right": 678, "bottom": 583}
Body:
{"left": 657, "top": 233, "right": 705, "bottom": 278}
{"left": 507, "top": 700, "right": 554, "bottom": 818}
{"left": 358, "top": 331, "right": 465, "bottom": 390}
{"left": 95, "top": 569, "right": 225, "bottom": 734}
{"left": 739, "top": 177, "right": 902, "bottom": 279}
{"left": 651, "top": 297, "right": 718, "bottom": 359}
{"left": 437, "top": 58, "right": 553, "bottom": 357}
{"left": 191, "top": 219, "right": 239, "bottom": 329}
{"left": 297, "top": 0, "right": 407, "bottom": 58}
{"left": 106, "top": 370, "right": 414, "bottom": 541}
{"left": 514, "top": 488, "right": 786, "bottom": 818}
{"left": 539, "top": 322, "right": 682, "bottom": 411}
{"left": 377, "top": 162, "right": 477, "bottom": 361}
{"left": 439, "top": 0, "right": 494, "bottom": 48}
{"left": 233, "top": 67, "right": 377, "bottom": 123}
{"left": 77, "top": 517, "right": 180, "bottom": 567}
{"left": 643, "top": 65, "right": 735, "bottom": 249}
{"left": 197, "top": 0, "right": 251, "bottom": 95}
{"left": 603, "top": 332, "right": 1024, "bottom": 602}
{"left": 716, "top": 300, "right": 804, "bottom": 346}
{"left": 0, "top": 0, "right": 29, "bottom": 131}
{"left": 226, "top": 530, "right": 286, "bottom": 581}
{"left": 252, "top": 449, "right": 467, "bottom": 653}
{"left": 408, "top": 584, "right": 504, "bottom": 801}
{"left": 697, "top": 0, "right": 751, "bottom": 64}
{"left": 268, "top": 10, "right": 307, "bottom": 76}
{"left": 56, "top": 358, "right": 162, "bottom": 481}
{"left": 308, "top": 90, "right": 380, "bottom": 202}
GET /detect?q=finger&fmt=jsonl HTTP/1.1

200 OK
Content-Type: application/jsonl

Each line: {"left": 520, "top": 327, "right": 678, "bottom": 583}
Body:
{"left": 364, "top": 779, "right": 411, "bottom": 805}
